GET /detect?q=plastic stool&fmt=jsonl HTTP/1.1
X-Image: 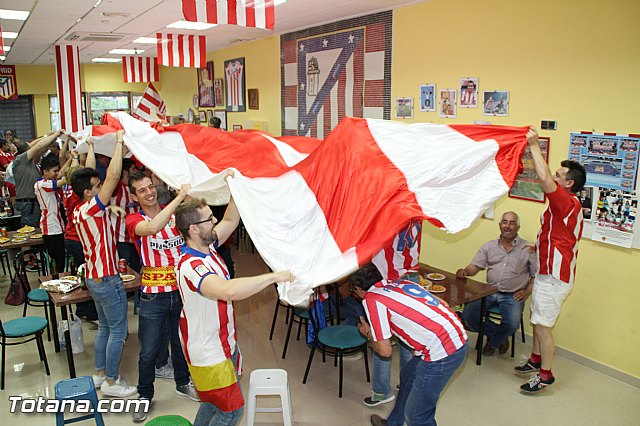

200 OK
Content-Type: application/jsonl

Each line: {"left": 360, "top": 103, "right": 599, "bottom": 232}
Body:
{"left": 55, "top": 376, "right": 104, "bottom": 426}
{"left": 246, "top": 369, "right": 293, "bottom": 426}
{"left": 145, "top": 415, "right": 192, "bottom": 426}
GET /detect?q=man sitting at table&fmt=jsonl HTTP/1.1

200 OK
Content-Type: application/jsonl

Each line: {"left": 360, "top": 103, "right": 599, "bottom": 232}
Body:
{"left": 125, "top": 172, "right": 197, "bottom": 422}
{"left": 174, "top": 196, "right": 293, "bottom": 426}
{"left": 456, "top": 211, "right": 536, "bottom": 356}
{"left": 71, "top": 130, "right": 136, "bottom": 397}
{"left": 351, "top": 263, "right": 468, "bottom": 426}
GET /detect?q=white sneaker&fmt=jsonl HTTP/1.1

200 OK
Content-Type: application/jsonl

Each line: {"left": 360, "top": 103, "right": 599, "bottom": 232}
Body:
{"left": 100, "top": 377, "right": 138, "bottom": 397}
{"left": 155, "top": 363, "right": 174, "bottom": 379}
{"left": 92, "top": 374, "right": 105, "bottom": 388}
{"left": 176, "top": 382, "right": 200, "bottom": 402}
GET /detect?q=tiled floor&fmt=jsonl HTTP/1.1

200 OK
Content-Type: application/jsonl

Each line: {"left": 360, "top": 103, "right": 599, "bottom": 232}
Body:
{"left": 1, "top": 249, "right": 638, "bottom": 425}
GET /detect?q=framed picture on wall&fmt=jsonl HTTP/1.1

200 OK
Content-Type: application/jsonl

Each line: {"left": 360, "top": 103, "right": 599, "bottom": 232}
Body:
{"left": 198, "top": 110, "right": 206, "bottom": 124}
{"left": 206, "top": 110, "right": 214, "bottom": 124}
{"left": 509, "top": 136, "right": 550, "bottom": 203}
{"left": 224, "top": 57, "right": 246, "bottom": 112}
{"left": 395, "top": 98, "right": 413, "bottom": 119}
{"left": 214, "top": 110, "right": 227, "bottom": 130}
{"left": 214, "top": 79, "right": 224, "bottom": 107}
{"left": 248, "top": 88, "right": 259, "bottom": 110}
{"left": 483, "top": 90, "right": 509, "bottom": 116}
{"left": 198, "top": 61, "right": 215, "bottom": 107}
{"left": 438, "top": 89, "right": 456, "bottom": 118}
{"left": 419, "top": 84, "right": 435, "bottom": 112}
{"left": 233, "top": 124, "right": 243, "bottom": 131}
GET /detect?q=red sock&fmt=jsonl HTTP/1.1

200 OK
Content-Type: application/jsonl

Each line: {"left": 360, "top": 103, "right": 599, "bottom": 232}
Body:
{"left": 530, "top": 353, "right": 541, "bottom": 364}
{"left": 539, "top": 368, "right": 553, "bottom": 381}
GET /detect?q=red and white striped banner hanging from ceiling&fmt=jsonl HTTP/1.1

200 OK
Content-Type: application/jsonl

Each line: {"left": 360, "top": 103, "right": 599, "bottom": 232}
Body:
{"left": 122, "top": 56, "right": 159, "bottom": 83}
{"left": 55, "top": 45, "right": 84, "bottom": 132}
{"left": 181, "top": 0, "right": 275, "bottom": 30}
{"left": 156, "top": 33, "right": 206, "bottom": 68}
{"left": 0, "top": 22, "right": 5, "bottom": 55}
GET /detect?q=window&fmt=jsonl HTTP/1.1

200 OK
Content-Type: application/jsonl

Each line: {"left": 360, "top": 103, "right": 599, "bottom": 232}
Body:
{"left": 88, "top": 92, "right": 131, "bottom": 125}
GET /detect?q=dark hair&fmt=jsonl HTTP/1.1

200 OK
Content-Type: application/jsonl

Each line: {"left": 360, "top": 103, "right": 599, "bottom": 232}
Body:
{"left": 561, "top": 159, "right": 587, "bottom": 193}
{"left": 0, "top": 138, "right": 7, "bottom": 148}
{"left": 209, "top": 117, "right": 221, "bottom": 128}
{"left": 70, "top": 167, "right": 100, "bottom": 199}
{"left": 349, "top": 263, "right": 383, "bottom": 292}
{"left": 122, "top": 158, "right": 137, "bottom": 176}
{"left": 175, "top": 198, "right": 208, "bottom": 241}
{"left": 40, "top": 153, "right": 60, "bottom": 172}
{"left": 17, "top": 142, "right": 29, "bottom": 155}
{"left": 127, "top": 170, "right": 148, "bottom": 194}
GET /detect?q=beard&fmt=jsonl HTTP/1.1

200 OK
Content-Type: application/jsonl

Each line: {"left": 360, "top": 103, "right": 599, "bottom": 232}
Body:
{"left": 201, "top": 228, "right": 218, "bottom": 247}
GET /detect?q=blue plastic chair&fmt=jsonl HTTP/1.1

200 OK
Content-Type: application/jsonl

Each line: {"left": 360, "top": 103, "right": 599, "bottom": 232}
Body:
{"left": 302, "top": 291, "right": 370, "bottom": 398}
{"left": 55, "top": 376, "right": 104, "bottom": 426}
{"left": 1, "top": 316, "right": 50, "bottom": 390}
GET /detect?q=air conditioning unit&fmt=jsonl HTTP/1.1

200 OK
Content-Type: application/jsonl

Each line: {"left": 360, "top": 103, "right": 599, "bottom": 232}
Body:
{"left": 65, "top": 32, "right": 133, "bottom": 43}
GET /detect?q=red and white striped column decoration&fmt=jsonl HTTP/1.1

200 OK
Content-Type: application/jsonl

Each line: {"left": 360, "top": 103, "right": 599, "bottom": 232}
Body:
{"left": 55, "top": 45, "right": 84, "bottom": 132}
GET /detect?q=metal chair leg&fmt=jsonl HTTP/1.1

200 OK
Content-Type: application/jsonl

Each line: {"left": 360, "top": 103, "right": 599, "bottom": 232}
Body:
{"left": 302, "top": 344, "right": 316, "bottom": 384}
{"left": 282, "top": 308, "right": 295, "bottom": 359}
{"left": 269, "top": 299, "right": 280, "bottom": 340}
{"left": 36, "top": 332, "right": 50, "bottom": 375}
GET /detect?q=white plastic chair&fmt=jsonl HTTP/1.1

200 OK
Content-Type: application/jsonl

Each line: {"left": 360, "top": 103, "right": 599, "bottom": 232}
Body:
{"left": 246, "top": 369, "right": 293, "bottom": 426}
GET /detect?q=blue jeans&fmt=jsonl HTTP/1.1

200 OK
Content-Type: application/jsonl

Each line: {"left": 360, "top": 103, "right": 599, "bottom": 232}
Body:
{"left": 388, "top": 344, "right": 468, "bottom": 426}
{"left": 137, "top": 291, "right": 190, "bottom": 399}
{"left": 462, "top": 293, "right": 524, "bottom": 348}
{"left": 193, "top": 350, "right": 243, "bottom": 426}
{"left": 15, "top": 200, "right": 40, "bottom": 227}
{"left": 373, "top": 341, "right": 414, "bottom": 397}
{"left": 85, "top": 275, "right": 129, "bottom": 380}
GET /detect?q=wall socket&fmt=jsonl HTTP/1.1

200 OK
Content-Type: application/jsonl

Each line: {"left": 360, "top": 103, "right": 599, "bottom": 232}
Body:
{"left": 541, "top": 120, "right": 557, "bottom": 130}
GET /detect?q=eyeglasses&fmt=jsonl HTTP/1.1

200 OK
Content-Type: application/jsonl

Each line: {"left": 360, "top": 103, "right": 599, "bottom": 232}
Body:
{"left": 192, "top": 214, "right": 214, "bottom": 225}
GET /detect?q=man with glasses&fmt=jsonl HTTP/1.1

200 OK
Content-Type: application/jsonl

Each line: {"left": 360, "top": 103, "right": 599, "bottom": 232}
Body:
{"left": 125, "top": 172, "right": 197, "bottom": 422}
{"left": 174, "top": 196, "right": 293, "bottom": 426}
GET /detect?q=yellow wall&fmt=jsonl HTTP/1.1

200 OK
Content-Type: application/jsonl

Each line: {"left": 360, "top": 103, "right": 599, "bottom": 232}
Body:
{"left": 393, "top": 0, "right": 640, "bottom": 379}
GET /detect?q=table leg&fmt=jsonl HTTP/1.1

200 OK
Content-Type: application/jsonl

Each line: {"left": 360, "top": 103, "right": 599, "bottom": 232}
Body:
{"left": 50, "top": 298, "right": 60, "bottom": 353}
{"left": 60, "top": 305, "right": 77, "bottom": 378}
{"left": 476, "top": 296, "right": 486, "bottom": 366}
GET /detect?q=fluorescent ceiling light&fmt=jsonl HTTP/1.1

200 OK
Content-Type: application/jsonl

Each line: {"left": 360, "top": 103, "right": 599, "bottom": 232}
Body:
{"left": 91, "top": 57, "right": 122, "bottom": 63}
{"left": 274, "top": 0, "right": 287, "bottom": 5}
{"left": 109, "top": 48, "right": 145, "bottom": 55}
{"left": 1, "top": 32, "right": 18, "bottom": 39}
{"left": 166, "top": 20, "right": 216, "bottom": 30}
{"left": 133, "top": 37, "right": 157, "bottom": 44}
{"left": 0, "top": 9, "right": 30, "bottom": 21}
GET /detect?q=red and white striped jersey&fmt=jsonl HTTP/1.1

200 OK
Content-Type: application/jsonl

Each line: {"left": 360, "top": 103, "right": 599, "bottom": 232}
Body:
{"left": 175, "top": 245, "right": 234, "bottom": 367}
{"left": 62, "top": 184, "right": 82, "bottom": 241}
{"left": 34, "top": 179, "right": 64, "bottom": 235}
{"left": 74, "top": 195, "right": 118, "bottom": 279}
{"left": 537, "top": 185, "right": 583, "bottom": 285}
{"left": 126, "top": 211, "right": 183, "bottom": 293}
{"left": 225, "top": 60, "right": 244, "bottom": 111}
{"left": 363, "top": 279, "right": 468, "bottom": 362}
{"left": 112, "top": 181, "right": 138, "bottom": 243}
{"left": 372, "top": 220, "right": 422, "bottom": 280}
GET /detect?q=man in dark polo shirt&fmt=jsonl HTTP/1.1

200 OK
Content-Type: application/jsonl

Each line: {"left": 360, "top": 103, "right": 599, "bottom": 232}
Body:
{"left": 456, "top": 211, "right": 537, "bottom": 355}
{"left": 14, "top": 131, "right": 64, "bottom": 227}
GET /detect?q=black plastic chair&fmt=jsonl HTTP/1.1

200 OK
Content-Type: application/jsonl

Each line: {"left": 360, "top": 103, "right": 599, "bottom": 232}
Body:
{"left": 1, "top": 317, "right": 51, "bottom": 390}
{"left": 0, "top": 249, "right": 12, "bottom": 281}
{"left": 486, "top": 306, "right": 525, "bottom": 357}
{"left": 16, "top": 251, "right": 51, "bottom": 341}
{"left": 302, "top": 291, "right": 370, "bottom": 398}
{"left": 269, "top": 284, "right": 291, "bottom": 341}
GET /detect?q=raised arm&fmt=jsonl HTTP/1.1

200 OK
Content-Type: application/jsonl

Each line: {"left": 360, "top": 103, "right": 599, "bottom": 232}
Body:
{"left": 199, "top": 270, "right": 293, "bottom": 302}
{"left": 84, "top": 137, "right": 96, "bottom": 169}
{"left": 134, "top": 184, "right": 191, "bottom": 236}
{"left": 27, "top": 130, "right": 62, "bottom": 162}
{"left": 527, "top": 127, "right": 557, "bottom": 194}
{"left": 97, "top": 130, "right": 123, "bottom": 206}
{"left": 213, "top": 197, "right": 240, "bottom": 245}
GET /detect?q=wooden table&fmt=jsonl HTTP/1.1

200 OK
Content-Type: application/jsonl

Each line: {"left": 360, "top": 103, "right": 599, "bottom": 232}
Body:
{"left": 41, "top": 267, "right": 141, "bottom": 378}
{"left": 418, "top": 263, "right": 497, "bottom": 365}
{"left": 0, "top": 228, "right": 44, "bottom": 250}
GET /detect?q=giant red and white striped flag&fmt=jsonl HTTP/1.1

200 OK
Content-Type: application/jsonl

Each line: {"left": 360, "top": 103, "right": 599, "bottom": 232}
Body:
{"left": 182, "top": 0, "right": 275, "bottom": 30}
{"left": 55, "top": 45, "right": 84, "bottom": 132}
{"left": 157, "top": 33, "right": 206, "bottom": 68}
{"left": 122, "top": 56, "right": 159, "bottom": 83}
{"left": 133, "top": 83, "right": 166, "bottom": 122}
{"left": 84, "top": 113, "right": 528, "bottom": 304}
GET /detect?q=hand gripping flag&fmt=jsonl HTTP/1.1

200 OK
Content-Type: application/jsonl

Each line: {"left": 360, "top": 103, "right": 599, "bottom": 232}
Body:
{"left": 182, "top": 0, "right": 275, "bottom": 30}
{"left": 93, "top": 113, "right": 528, "bottom": 305}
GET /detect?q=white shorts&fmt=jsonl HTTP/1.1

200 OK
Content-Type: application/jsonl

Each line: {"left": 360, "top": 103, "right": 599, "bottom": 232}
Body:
{"left": 530, "top": 274, "right": 572, "bottom": 327}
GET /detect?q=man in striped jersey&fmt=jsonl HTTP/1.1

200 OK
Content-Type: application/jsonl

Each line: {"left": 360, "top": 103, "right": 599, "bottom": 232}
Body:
{"left": 112, "top": 159, "right": 141, "bottom": 273}
{"left": 125, "top": 172, "right": 196, "bottom": 422}
{"left": 174, "top": 197, "right": 293, "bottom": 426}
{"left": 515, "top": 127, "right": 586, "bottom": 394}
{"left": 72, "top": 130, "right": 137, "bottom": 397}
{"left": 350, "top": 263, "right": 468, "bottom": 426}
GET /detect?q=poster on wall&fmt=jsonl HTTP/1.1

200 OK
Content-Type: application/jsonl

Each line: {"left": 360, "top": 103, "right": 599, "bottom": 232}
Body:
{"left": 0, "top": 65, "right": 19, "bottom": 100}
{"left": 459, "top": 78, "right": 478, "bottom": 108}
{"left": 591, "top": 188, "right": 638, "bottom": 248}
{"left": 438, "top": 89, "right": 456, "bottom": 118}
{"left": 419, "top": 84, "right": 435, "bottom": 112}
{"left": 198, "top": 61, "right": 215, "bottom": 107}
{"left": 224, "top": 57, "right": 246, "bottom": 112}
{"left": 214, "top": 79, "right": 224, "bottom": 106}
{"left": 483, "top": 90, "right": 509, "bottom": 116}
{"left": 568, "top": 132, "right": 639, "bottom": 191}
{"left": 395, "top": 98, "right": 413, "bottom": 119}
{"left": 509, "top": 137, "right": 550, "bottom": 203}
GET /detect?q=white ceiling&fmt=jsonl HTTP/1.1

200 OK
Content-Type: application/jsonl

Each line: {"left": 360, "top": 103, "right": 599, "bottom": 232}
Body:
{"left": 1, "top": 0, "right": 425, "bottom": 65}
